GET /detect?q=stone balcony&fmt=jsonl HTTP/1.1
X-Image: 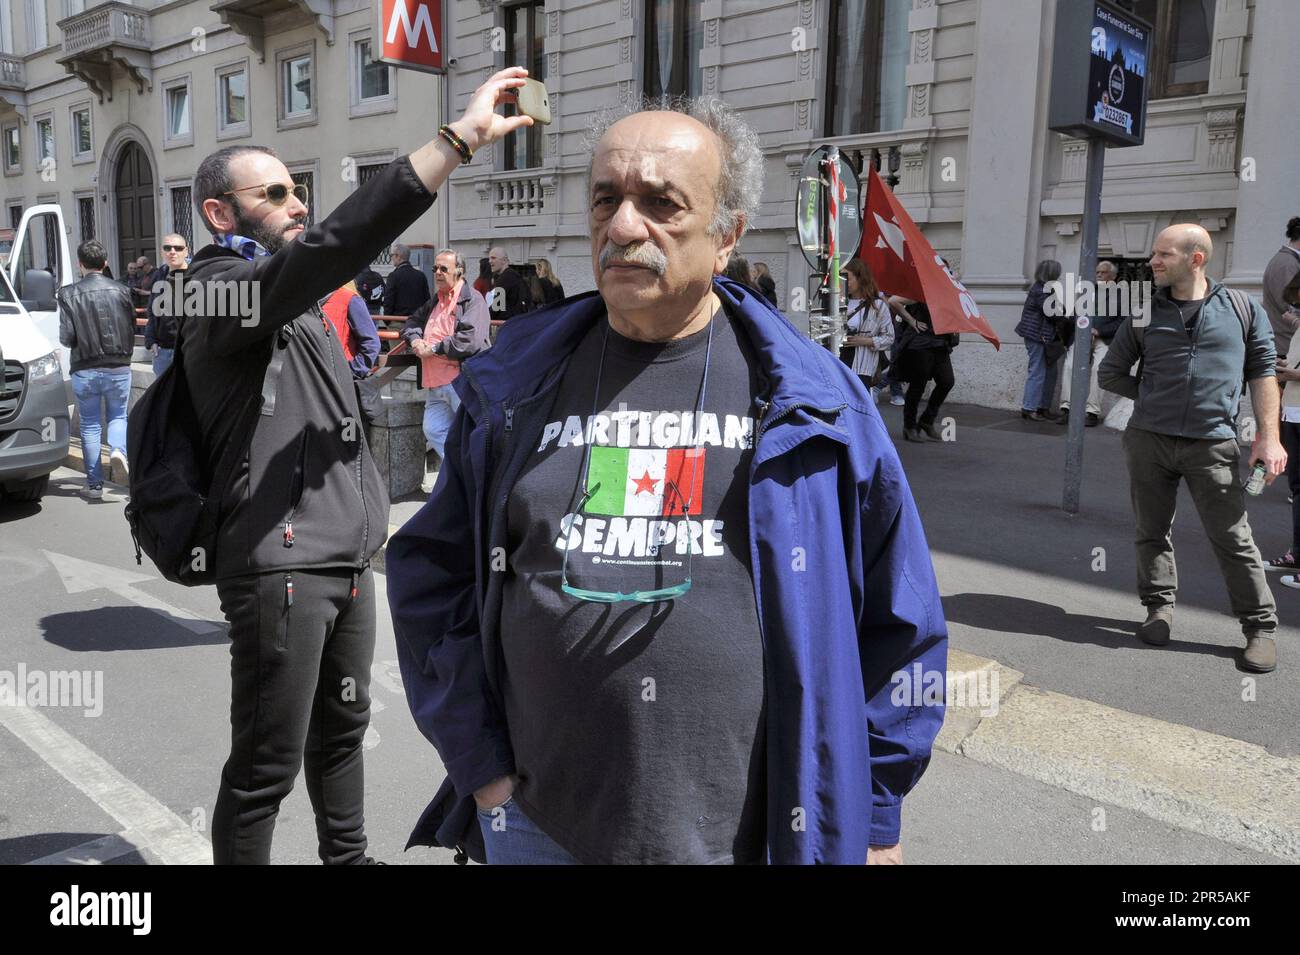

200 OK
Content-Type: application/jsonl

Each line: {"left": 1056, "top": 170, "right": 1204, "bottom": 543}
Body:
{"left": 211, "top": 0, "right": 337, "bottom": 61}
{"left": 56, "top": 2, "right": 152, "bottom": 102}
{"left": 0, "top": 54, "right": 24, "bottom": 91}
{"left": 0, "top": 53, "right": 25, "bottom": 121}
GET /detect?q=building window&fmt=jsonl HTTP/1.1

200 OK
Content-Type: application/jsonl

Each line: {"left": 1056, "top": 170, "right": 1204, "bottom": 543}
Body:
{"left": 163, "top": 78, "right": 193, "bottom": 148}
{"left": 356, "top": 160, "right": 392, "bottom": 264}
{"left": 504, "top": 1, "right": 546, "bottom": 171}
{"left": 644, "top": 0, "right": 703, "bottom": 99}
{"left": 8, "top": 203, "right": 21, "bottom": 230}
{"left": 1131, "top": 0, "right": 1214, "bottom": 98}
{"left": 350, "top": 35, "right": 396, "bottom": 116}
{"left": 289, "top": 168, "right": 315, "bottom": 227}
{"left": 358, "top": 39, "right": 389, "bottom": 100}
{"left": 65, "top": 0, "right": 86, "bottom": 16}
{"left": 283, "top": 56, "right": 311, "bottom": 116}
{"left": 26, "top": 0, "right": 46, "bottom": 51}
{"left": 34, "top": 114, "right": 53, "bottom": 166}
{"left": 170, "top": 186, "right": 193, "bottom": 247}
{"left": 216, "top": 61, "right": 251, "bottom": 140}
{"left": 70, "top": 105, "right": 92, "bottom": 162}
{"left": 276, "top": 44, "right": 317, "bottom": 129}
{"left": 77, "top": 194, "right": 95, "bottom": 242}
{"left": 825, "top": 0, "right": 910, "bottom": 136}
{"left": 2, "top": 122, "right": 19, "bottom": 174}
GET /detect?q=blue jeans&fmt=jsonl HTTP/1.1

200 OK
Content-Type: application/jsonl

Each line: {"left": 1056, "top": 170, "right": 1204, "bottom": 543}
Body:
{"left": 152, "top": 347, "right": 174, "bottom": 377}
{"left": 422, "top": 382, "right": 461, "bottom": 459}
{"left": 478, "top": 796, "right": 579, "bottom": 865}
{"left": 71, "top": 367, "right": 132, "bottom": 485}
{"left": 1022, "top": 339, "right": 1059, "bottom": 412}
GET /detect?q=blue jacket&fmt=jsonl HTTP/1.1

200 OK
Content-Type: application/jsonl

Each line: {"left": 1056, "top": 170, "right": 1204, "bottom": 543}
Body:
{"left": 386, "top": 277, "right": 948, "bottom": 864}
{"left": 1014, "top": 282, "right": 1062, "bottom": 344}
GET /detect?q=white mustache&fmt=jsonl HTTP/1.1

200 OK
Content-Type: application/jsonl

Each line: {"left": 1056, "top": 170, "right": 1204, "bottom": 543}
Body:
{"left": 600, "top": 241, "right": 667, "bottom": 275}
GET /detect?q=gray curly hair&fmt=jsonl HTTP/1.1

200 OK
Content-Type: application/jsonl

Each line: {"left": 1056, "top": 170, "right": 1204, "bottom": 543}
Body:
{"left": 584, "top": 94, "right": 764, "bottom": 240}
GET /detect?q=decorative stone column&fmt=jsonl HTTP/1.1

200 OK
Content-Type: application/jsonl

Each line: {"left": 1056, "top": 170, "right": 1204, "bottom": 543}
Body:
{"left": 959, "top": 0, "right": 1047, "bottom": 300}
{"left": 1224, "top": 0, "right": 1300, "bottom": 290}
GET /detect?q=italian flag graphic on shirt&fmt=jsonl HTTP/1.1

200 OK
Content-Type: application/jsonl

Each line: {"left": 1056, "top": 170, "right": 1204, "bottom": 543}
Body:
{"left": 586, "top": 447, "right": 706, "bottom": 516}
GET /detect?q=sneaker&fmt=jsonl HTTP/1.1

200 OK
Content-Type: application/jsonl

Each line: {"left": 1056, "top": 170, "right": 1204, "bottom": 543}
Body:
{"left": 1265, "top": 549, "right": 1300, "bottom": 572}
{"left": 84, "top": 483, "right": 103, "bottom": 500}
{"left": 109, "top": 449, "right": 129, "bottom": 484}
{"left": 1021, "top": 409, "right": 1046, "bottom": 421}
{"left": 1138, "top": 609, "right": 1172, "bottom": 646}
{"left": 890, "top": 395, "right": 905, "bottom": 407}
{"left": 1281, "top": 574, "right": 1300, "bottom": 590}
{"left": 1242, "top": 633, "right": 1277, "bottom": 673}
{"left": 1086, "top": 412, "right": 1100, "bottom": 428}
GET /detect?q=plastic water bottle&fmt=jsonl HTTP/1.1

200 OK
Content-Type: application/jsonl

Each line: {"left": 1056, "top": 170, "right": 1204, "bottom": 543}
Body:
{"left": 1244, "top": 463, "right": 1267, "bottom": 496}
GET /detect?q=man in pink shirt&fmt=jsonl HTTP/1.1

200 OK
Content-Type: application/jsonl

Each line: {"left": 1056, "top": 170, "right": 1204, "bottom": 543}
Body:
{"left": 401, "top": 249, "right": 492, "bottom": 492}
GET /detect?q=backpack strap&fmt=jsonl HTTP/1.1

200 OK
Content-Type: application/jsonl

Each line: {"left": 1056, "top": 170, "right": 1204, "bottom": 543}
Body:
{"left": 259, "top": 323, "right": 294, "bottom": 417}
{"left": 1223, "top": 287, "right": 1252, "bottom": 345}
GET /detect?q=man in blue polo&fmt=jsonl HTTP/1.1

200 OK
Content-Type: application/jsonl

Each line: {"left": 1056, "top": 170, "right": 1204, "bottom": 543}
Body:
{"left": 387, "top": 98, "right": 948, "bottom": 865}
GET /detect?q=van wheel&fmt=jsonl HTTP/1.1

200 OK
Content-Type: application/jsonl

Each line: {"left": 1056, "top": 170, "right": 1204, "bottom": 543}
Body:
{"left": 4, "top": 475, "right": 48, "bottom": 502}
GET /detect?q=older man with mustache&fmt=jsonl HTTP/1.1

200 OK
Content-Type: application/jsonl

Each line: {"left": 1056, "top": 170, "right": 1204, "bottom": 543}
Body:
{"left": 388, "top": 96, "right": 947, "bottom": 865}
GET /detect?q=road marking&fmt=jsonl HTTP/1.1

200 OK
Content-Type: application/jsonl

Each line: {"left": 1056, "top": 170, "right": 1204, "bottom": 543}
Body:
{"left": 42, "top": 550, "right": 224, "bottom": 635}
{"left": 943, "top": 649, "right": 1300, "bottom": 862}
{"left": 0, "top": 698, "right": 211, "bottom": 865}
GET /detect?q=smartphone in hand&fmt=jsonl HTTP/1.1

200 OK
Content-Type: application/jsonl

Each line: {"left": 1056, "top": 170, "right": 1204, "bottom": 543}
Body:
{"left": 516, "top": 77, "right": 552, "bottom": 125}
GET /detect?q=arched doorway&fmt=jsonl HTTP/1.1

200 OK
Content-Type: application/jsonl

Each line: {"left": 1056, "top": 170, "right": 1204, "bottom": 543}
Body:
{"left": 114, "top": 142, "right": 155, "bottom": 273}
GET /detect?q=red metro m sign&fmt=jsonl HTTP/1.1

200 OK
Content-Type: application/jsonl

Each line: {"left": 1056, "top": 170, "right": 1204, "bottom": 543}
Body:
{"left": 376, "top": 0, "right": 445, "bottom": 74}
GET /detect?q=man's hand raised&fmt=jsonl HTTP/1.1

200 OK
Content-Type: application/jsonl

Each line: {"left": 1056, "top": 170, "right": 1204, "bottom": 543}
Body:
{"left": 408, "top": 67, "right": 535, "bottom": 197}
{"left": 448, "top": 66, "right": 535, "bottom": 154}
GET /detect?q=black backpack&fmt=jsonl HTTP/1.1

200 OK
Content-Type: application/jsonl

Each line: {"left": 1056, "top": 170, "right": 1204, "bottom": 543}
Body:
{"left": 124, "top": 324, "right": 288, "bottom": 586}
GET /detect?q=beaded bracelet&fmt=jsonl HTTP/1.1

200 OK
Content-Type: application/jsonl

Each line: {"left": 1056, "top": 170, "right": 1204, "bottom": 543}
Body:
{"left": 438, "top": 124, "right": 473, "bottom": 164}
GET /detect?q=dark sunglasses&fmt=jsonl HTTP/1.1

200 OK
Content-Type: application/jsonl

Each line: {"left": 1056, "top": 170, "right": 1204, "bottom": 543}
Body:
{"left": 433, "top": 265, "right": 459, "bottom": 274}
{"left": 162, "top": 244, "right": 187, "bottom": 252}
{"left": 222, "top": 181, "right": 309, "bottom": 208}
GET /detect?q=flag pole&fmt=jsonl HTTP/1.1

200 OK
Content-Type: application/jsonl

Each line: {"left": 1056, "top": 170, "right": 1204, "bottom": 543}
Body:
{"left": 825, "top": 147, "right": 843, "bottom": 356}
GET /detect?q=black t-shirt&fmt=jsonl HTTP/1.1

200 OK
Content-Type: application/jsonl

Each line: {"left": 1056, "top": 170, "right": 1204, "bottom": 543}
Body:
{"left": 499, "top": 302, "right": 767, "bottom": 864}
{"left": 1169, "top": 295, "right": 1206, "bottom": 334}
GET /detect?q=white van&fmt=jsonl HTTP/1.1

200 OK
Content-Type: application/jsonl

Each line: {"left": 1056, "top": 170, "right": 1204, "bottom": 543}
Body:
{"left": 0, "top": 205, "right": 75, "bottom": 503}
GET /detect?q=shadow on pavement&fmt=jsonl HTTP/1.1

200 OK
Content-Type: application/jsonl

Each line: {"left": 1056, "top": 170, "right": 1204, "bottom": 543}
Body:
{"left": 0, "top": 501, "right": 42, "bottom": 524}
{"left": 0, "top": 832, "right": 111, "bottom": 865}
{"left": 942, "top": 592, "right": 1240, "bottom": 660}
{"left": 41, "top": 606, "right": 227, "bottom": 651}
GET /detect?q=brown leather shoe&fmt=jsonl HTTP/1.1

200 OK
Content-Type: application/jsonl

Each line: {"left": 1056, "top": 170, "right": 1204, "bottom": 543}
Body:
{"left": 1242, "top": 634, "right": 1277, "bottom": 673}
{"left": 1138, "top": 610, "right": 1172, "bottom": 646}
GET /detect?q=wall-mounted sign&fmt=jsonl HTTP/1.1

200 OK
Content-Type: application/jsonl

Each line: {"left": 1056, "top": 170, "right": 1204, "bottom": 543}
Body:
{"left": 377, "top": 0, "right": 445, "bottom": 75}
{"left": 1048, "top": 0, "right": 1151, "bottom": 147}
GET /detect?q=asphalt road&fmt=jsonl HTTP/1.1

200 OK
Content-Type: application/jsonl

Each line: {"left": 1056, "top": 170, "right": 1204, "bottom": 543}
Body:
{"left": 1, "top": 387, "right": 1294, "bottom": 866}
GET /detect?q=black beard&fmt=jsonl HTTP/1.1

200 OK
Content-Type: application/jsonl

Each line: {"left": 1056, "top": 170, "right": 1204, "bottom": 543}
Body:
{"left": 233, "top": 210, "right": 303, "bottom": 254}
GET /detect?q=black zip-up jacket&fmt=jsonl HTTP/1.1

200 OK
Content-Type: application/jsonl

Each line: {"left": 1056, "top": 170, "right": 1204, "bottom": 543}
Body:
{"left": 144, "top": 265, "right": 185, "bottom": 349}
{"left": 1099, "top": 280, "right": 1276, "bottom": 440}
{"left": 57, "top": 272, "right": 136, "bottom": 372}
{"left": 182, "top": 157, "right": 436, "bottom": 578}
{"left": 382, "top": 261, "right": 431, "bottom": 317}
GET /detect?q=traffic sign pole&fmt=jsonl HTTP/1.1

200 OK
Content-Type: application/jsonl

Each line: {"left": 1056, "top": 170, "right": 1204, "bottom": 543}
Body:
{"left": 1062, "top": 137, "right": 1105, "bottom": 514}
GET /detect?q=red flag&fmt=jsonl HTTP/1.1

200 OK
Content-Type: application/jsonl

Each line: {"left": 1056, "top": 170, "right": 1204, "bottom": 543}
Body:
{"left": 857, "top": 167, "right": 1000, "bottom": 348}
